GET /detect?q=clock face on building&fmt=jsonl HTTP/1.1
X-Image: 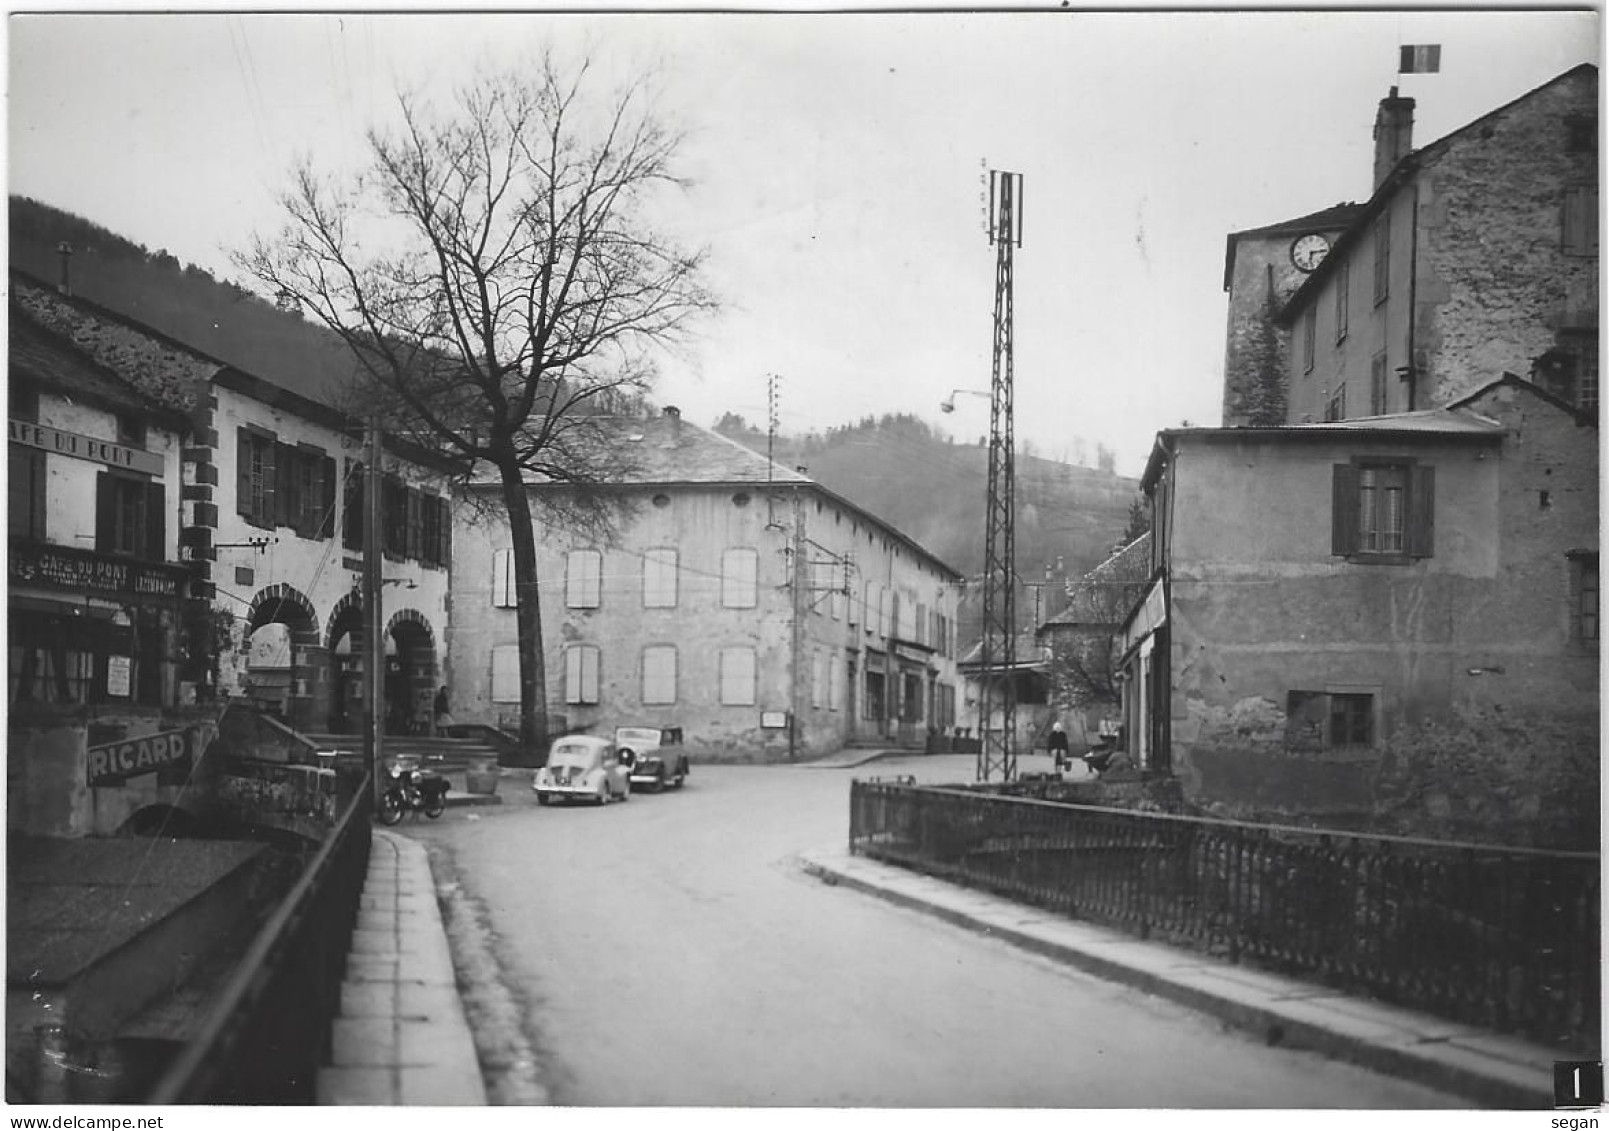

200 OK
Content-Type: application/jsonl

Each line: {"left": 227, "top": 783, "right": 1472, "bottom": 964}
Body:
{"left": 1291, "top": 233, "right": 1331, "bottom": 272}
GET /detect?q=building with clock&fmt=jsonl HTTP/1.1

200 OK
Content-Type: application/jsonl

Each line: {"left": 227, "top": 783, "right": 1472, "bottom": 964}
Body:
{"left": 1223, "top": 64, "right": 1597, "bottom": 428}
{"left": 1222, "top": 203, "right": 1362, "bottom": 426}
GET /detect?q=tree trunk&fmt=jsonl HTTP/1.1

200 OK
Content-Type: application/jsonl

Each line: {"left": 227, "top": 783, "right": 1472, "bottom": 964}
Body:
{"left": 499, "top": 459, "right": 550, "bottom": 764}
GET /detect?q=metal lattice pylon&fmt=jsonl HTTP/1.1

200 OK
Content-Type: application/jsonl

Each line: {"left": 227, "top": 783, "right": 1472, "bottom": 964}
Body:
{"left": 977, "top": 170, "right": 1021, "bottom": 783}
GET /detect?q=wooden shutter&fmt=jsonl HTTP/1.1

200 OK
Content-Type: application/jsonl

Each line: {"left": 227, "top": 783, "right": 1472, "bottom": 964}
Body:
{"left": 406, "top": 488, "right": 422, "bottom": 561}
{"left": 236, "top": 428, "right": 254, "bottom": 521}
{"left": 95, "top": 471, "right": 116, "bottom": 552}
{"left": 491, "top": 644, "right": 520, "bottom": 703}
{"left": 145, "top": 481, "right": 166, "bottom": 561}
{"left": 434, "top": 496, "right": 450, "bottom": 567}
{"left": 1405, "top": 464, "right": 1435, "bottom": 558}
{"left": 319, "top": 455, "right": 337, "bottom": 540}
{"left": 1331, "top": 464, "right": 1360, "bottom": 555}
{"left": 643, "top": 645, "right": 677, "bottom": 704}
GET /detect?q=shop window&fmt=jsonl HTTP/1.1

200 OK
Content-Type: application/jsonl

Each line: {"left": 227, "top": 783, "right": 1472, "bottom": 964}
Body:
{"left": 9, "top": 447, "right": 46, "bottom": 541}
{"left": 721, "top": 548, "right": 758, "bottom": 609}
{"left": 718, "top": 647, "right": 756, "bottom": 706}
{"left": 1332, "top": 460, "right": 1433, "bottom": 561}
{"left": 642, "top": 644, "right": 677, "bottom": 705}
{"left": 96, "top": 472, "right": 164, "bottom": 560}
{"left": 564, "top": 644, "right": 601, "bottom": 705}
{"left": 566, "top": 550, "right": 603, "bottom": 609}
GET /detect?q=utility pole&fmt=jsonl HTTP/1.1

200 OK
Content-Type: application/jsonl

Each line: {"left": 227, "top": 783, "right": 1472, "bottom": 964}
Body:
{"left": 978, "top": 169, "right": 1022, "bottom": 783}
{"left": 364, "top": 418, "right": 385, "bottom": 809}
{"left": 788, "top": 482, "right": 807, "bottom": 762}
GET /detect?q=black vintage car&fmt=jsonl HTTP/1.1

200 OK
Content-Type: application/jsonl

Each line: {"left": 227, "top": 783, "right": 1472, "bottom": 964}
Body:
{"left": 614, "top": 726, "right": 690, "bottom": 792}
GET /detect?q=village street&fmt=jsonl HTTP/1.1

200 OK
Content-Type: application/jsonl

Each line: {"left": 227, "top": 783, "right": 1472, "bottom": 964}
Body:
{"left": 404, "top": 757, "right": 1465, "bottom": 1108}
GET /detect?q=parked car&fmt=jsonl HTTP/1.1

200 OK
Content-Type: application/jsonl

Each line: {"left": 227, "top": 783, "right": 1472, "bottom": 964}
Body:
{"left": 614, "top": 725, "right": 690, "bottom": 792}
{"left": 534, "top": 735, "right": 631, "bottom": 805}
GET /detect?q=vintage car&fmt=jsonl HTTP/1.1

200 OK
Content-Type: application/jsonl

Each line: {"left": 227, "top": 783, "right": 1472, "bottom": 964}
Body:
{"left": 614, "top": 725, "right": 690, "bottom": 792}
{"left": 533, "top": 734, "right": 631, "bottom": 805}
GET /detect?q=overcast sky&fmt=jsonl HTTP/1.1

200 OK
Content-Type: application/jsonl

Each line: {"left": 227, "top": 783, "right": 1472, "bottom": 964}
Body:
{"left": 8, "top": 8, "right": 1599, "bottom": 476}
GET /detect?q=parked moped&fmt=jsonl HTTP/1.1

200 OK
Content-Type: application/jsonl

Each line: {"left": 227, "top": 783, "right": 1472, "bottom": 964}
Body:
{"left": 378, "top": 764, "right": 450, "bottom": 825}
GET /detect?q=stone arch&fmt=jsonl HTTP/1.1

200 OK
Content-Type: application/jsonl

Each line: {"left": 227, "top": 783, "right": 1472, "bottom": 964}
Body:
{"left": 243, "top": 584, "right": 328, "bottom": 733}
{"left": 383, "top": 609, "right": 439, "bottom": 735}
{"left": 324, "top": 592, "right": 367, "bottom": 734}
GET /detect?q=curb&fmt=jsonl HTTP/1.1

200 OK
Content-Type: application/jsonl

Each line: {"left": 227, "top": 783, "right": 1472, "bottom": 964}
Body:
{"left": 799, "top": 850, "right": 1557, "bottom": 1109}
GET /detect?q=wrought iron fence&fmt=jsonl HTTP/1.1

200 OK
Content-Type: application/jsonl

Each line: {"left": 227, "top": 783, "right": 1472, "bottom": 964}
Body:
{"left": 147, "top": 773, "right": 373, "bottom": 1103}
{"left": 850, "top": 780, "right": 1600, "bottom": 1049}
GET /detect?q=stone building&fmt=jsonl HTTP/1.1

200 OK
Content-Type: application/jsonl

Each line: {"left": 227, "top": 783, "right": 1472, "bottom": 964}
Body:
{"left": 449, "top": 407, "right": 962, "bottom": 761}
{"left": 1227, "top": 64, "right": 1598, "bottom": 427}
{"left": 1119, "top": 377, "right": 1597, "bottom": 846}
{"left": 10, "top": 269, "right": 456, "bottom": 739}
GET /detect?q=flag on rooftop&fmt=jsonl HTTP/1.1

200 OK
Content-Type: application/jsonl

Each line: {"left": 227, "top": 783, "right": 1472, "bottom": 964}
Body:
{"left": 1399, "top": 44, "right": 1442, "bottom": 74}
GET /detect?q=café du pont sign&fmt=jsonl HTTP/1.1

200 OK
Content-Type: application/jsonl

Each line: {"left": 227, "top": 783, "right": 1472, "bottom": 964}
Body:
{"left": 9, "top": 420, "right": 166, "bottom": 476}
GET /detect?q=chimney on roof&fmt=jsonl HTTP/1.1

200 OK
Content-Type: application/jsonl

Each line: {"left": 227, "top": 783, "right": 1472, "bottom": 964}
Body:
{"left": 1373, "top": 86, "right": 1415, "bottom": 191}
{"left": 662, "top": 404, "right": 681, "bottom": 438}
{"left": 56, "top": 242, "right": 73, "bottom": 296}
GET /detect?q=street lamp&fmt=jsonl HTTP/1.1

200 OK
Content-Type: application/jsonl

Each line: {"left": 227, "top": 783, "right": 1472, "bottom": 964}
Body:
{"left": 940, "top": 388, "right": 990, "bottom": 414}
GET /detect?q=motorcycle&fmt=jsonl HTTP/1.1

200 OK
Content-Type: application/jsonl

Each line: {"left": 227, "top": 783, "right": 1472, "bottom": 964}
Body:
{"left": 378, "top": 763, "right": 450, "bottom": 825}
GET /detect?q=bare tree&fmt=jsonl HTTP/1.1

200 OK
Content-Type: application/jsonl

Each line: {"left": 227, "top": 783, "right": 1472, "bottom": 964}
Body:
{"left": 238, "top": 56, "right": 716, "bottom": 754}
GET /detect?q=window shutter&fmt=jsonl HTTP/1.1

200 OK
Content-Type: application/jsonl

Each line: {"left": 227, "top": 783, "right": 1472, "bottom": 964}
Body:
{"left": 95, "top": 471, "right": 115, "bottom": 552}
{"left": 343, "top": 460, "right": 362, "bottom": 550}
{"left": 491, "top": 644, "right": 520, "bottom": 703}
{"left": 436, "top": 496, "right": 451, "bottom": 568}
{"left": 643, "top": 645, "right": 677, "bottom": 704}
{"left": 1405, "top": 464, "right": 1435, "bottom": 557}
{"left": 492, "top": 549, "right": 514, "bottom": 608}
{"left": 582, "top": 646, "right": 600, "bottom": 703}
{"left": 236, "top": 428, "right": 254, "bottom": 521}
{"left": 406, "top": 489, "right": 422, "bottom": 560}
{"left": 146, "top": 481, "right": 166, "bottom": 561}
{"left": 318, "top": 455, "right": 336, "bottom": 540}
{"left": 1332, "top": 464, "right": 1360, "bottom": 555}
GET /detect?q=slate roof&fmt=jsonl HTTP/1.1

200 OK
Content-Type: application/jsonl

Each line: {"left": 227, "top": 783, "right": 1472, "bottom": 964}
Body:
{"left": 10, "top": 305, "right": 190, "bottom": 429}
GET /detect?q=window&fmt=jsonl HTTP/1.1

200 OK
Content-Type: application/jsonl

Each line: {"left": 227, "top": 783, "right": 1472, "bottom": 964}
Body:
{"left": 10, "top": 383, "right": 39, "bottom": 423}
{"left": 721, "top": 548, "right": 758, "bottom": 609}
{"left": 1369, "top": 354, "right": 1389, "bottom": 416}
{"left": 1334, "top": 260, "right": 1350, "bottom": 343}
{"left": 1571, "top": 553, "right": 1599, "bottom": 644}
{"left": 566, "top": 549, "right": 602, "bottom": 608}
{"left": 9, "top": 447, "right": 46, "bottom": 541}
{"left": 237, "top": 426, "right": 277, "bottom": 528}
{"left": 811, "top": 652, "right": 826, "bottom": 709}
{"left": 718, "top": 647, "right": 756, "bottom": 706}
{"left": 491, "top": 644, "right": 520, "bottom": 703}
{"left": 1539, "top": 333, "right": 1601, "bottom": 414}
{"left": 1372, "top": 215, "right": 1390, "bottom": 305}
{"left": 492, "top": 548, "right": 517, "bottom": 608}
{"left": 1332, "top": 460, "right": 1434, "bottom": 560}
{"left": 1565, "top": 114, "right": 1598, "bottom": 153}
{"left": 564, "top": 644, "right": 601, "bottom": 704}
{"left": 1325, "top": 383, "right": 1346, "bottom": 422}
{"left": 642, "top": 644, "right": 677, "bottom": 704}
{"left": 643, "top": 548, "right": 678, "bottom": 608}
{"left": 419, "top": 494, "right": 449, "bottom": 568}
{"left": 115, "top": 413, "right": 147, "bottom": 449}
{"left": 382, "top": 477, "right": 407, "bottom": 559}
{"left": 1286, "top": 690, "right": 1374, "bottom": 750}
{"left": 1302, "top": 305, "right": 1316, "bottom": 374}
{"left": 1563, "top": 186, "right": 1599, "bottom": 256}
{"left": 829, "top": 653, "right": 844, "bottom": 711}
{"left": 96, "top": 473, "right": 164, "bottom": 560}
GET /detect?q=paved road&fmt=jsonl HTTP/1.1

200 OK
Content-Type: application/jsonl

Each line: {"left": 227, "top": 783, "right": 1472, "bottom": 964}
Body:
{"left": 408, "top": 756, "right": 1466, "bottom": 1108}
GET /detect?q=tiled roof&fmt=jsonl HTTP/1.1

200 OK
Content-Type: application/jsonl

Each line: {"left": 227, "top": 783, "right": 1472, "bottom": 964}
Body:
{"left": 10, "top": 305, "right": 189, "bottom": 427}
{"left": 10, "top": 273, "right": 224, "bottom": 414}
{"left": 1041, "top": 532, "right": 1152, "bottom": 630}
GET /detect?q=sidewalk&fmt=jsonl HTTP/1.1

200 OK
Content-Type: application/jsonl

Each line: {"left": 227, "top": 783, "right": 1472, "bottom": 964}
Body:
{"left": 316, "top": 829, "right": 487, "bottom": 1105}
{"left": 798, "top": 847, "right": 1563, "bottom": 1109}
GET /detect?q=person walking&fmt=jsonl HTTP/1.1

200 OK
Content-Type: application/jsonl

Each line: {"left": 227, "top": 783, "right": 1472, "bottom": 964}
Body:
{"left": 1047, "top": 719, "right": 1070, "bottom": 771}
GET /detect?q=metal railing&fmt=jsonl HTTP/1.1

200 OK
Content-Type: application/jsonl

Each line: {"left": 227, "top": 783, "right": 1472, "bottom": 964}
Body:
{"left": 850, "top": 780, "right": 1600, "bottom": 1048}
{"left": 148, "top": 773, "right": 373, "bottom": 1103}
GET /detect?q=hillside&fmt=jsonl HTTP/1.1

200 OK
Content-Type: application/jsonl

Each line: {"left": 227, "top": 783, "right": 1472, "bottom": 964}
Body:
{"left": 715, "top": 413, "right": 1143, "bottom": 605}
